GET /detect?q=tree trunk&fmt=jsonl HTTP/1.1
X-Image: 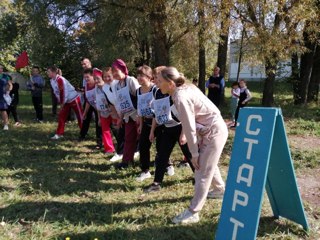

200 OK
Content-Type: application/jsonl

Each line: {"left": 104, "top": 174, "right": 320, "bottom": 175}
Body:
{"left": 262, "top": 59, "right": 277, "bottom": 106}
{"left": 198, "top": 0, "right": 206, "bottom": 93}
{"left": 216, "top": 6, "right": 230, "bottom": 77}
{"left": 307, "top": 45, "right": 320, "bottom": 102}
{"left": 291, "top": 53, "right": 300, "bottom": 101}
{"left": 294, "top": 26, "right": 317, "bottom": 105}
{"left": 149, "top": 2, "right": 169, "bottom": 66}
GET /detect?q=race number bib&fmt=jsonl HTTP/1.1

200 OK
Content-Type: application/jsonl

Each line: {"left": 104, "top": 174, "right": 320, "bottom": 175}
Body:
{"left": 137, "top": 90, "right": 154, "bottom": 117}
{"left": 153, "top": 96, "right": 173, "bottom": 125}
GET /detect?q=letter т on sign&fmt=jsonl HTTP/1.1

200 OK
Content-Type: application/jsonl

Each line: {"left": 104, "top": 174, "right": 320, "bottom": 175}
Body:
{"left": 215, "top": 107, "right": 309, "bottom": 240}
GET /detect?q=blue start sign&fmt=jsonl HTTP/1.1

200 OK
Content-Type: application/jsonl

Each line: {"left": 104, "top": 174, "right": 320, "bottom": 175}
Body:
{"left": 215, "top": 107, "right": 309, "bottom": 240}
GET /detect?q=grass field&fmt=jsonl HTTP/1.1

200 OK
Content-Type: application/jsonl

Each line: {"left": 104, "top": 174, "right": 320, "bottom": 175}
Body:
{"left": 0, "top": 82, "right": 319, "bottom": 240}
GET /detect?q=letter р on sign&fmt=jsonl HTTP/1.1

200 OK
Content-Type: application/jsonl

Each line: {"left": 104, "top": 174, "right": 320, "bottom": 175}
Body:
{"left": 215, "top": 107, "right": 309, "bottom": 240}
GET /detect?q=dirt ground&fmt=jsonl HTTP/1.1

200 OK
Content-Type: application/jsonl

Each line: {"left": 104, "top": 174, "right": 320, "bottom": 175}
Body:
{"left": 289, "top": 136, "right": 320, "bottom": 208}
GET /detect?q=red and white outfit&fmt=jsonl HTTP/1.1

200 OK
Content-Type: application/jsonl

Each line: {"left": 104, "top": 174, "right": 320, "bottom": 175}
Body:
{"left": 94, "top": 85, "right": 115, "bottom": 153}
{"left": 50, "top": 74, "right": 83, "bottom": 135}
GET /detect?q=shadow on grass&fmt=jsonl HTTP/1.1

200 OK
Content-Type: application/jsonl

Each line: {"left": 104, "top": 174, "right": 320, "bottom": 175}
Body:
{"left": 0, "top": 197, "right": 191, "bottom": 225}
{"left": 55, "top": 221, "right": 218, "bottom": 240}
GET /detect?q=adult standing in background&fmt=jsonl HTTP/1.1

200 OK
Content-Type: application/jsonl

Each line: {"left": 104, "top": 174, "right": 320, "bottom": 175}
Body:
{"left": 27, "top": 66, "right": 45, "bottom": 122}
{"left": 206, "top": 66, "right": 225, "bottom": 108}
{"left": 80, "top": 58, "right": 92, "bottom": 90}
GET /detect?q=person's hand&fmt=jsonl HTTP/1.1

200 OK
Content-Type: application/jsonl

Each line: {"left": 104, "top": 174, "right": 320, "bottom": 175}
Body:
{"left": 137, "top": 124, "right": 142, "bottom": 135}
{"left": 149, "top": 131, "right": 155, "bottom": 142}
{"left": 242, "top": 100, "right": 246, "bottom": 104}
{"left": 191, "top": 156, "right": 200, "bottom": 170}
{"left": 116, "top": 118, "right": 123, "bottom": 128}
{"left": 179, "top": 133, "right": 187, "bottom": 145}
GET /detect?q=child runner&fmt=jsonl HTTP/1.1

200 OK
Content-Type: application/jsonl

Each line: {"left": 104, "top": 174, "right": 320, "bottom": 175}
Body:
{"left": 79, "top": 68, "right": 102, "bottom": 148}
{"left": 144, "top": 67, "right": 194, "bottom": 193}
{"left": 92, "top": 68, "right": 116, "bottom": 155}
{"left": 48, "top": 66, "right": 83, "bottom": 139}
{"left": 230, "top": 81, "right": 240, "bottom": 125}
{"left": 158, "top": 66, "right": 228, "bottom": 224}
{"left": 112, "top": 59, "right": 140, "bottom": 169}
{"left": 233, "top": 79, "right": 252, "bottom": 128}
{"left": 135, "top": 65, "right": 159, "bottom": 182}
{"left": 7, "top": 75, "right": 21, "bottom": 126}
{"left": 101, "top": 67, "right": 124, "bottom": 162}
{"left": 0, "top": 65, "right": 12, "bottom": 130}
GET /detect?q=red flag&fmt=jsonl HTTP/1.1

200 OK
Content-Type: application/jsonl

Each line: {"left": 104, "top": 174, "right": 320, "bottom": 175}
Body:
{"left": 15, "top": 51, "right": 29, "bottom": 70}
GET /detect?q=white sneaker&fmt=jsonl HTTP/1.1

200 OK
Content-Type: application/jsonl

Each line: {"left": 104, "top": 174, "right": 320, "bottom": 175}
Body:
{"left": 50, "top": 134, "right": 63, "bottom": 140}
{"left": 167, "top": 165, "right": 175, "bottom": 176}
{"left": 172, "top": 209, "right": 199, "bottom": 224}
{"left": 110, "top": 153, "right": 123, "bottom": 162}
{"left": 207, "top": 189, "right": 225, "bottom": 199}
{"left": 134, "top": 152, "right": 140, "bottom": 159}
{"left": 136, "top": 171, "right": 151, "bottom": 182}
{"left": 3, "top": 125, "right": 8, "bottom": 131}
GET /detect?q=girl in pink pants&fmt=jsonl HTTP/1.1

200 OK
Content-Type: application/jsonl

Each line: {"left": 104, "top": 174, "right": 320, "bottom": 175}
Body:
{"left": 158, "top": 66, "right": 228, "bottom": 224}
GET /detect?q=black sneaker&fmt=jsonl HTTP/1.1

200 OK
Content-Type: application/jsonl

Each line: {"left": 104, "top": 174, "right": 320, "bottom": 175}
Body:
{"left": 116, "top": 162, "right": 129, "bottom": 170}
{"left": 144, "top": 183, "right": 161, "bottom": 193}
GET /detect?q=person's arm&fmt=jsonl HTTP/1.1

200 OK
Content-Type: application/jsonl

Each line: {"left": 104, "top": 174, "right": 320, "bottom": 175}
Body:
{"left": 137, "top": 116, "right": 143, "bottom": 134}
{"left": 179, "top": 129, "right": 187, "bottom": 145}
{"left": 129, "top": 77, "right": 140, "bottom": 96}
{"left": 6, "top": 79, "right": 13, "bottom": 92}
{"left": 243, "top": 88, "right": 252, "bottom": 104}
{"left": 149, "top": 118, "right": 158, "bottom": 142}
{"left": 220, "top": 78, "right": 225, "bottom": 90}
{"left": 175, "top": 97, "right": 198, "bottom": 158}
{"left": 205, "top": 79, "right": 209, "bottom": 88}
{"left": 56, "top": 77, "right": 65, "bottom": 104}
{"left": 83, "top": 101, "right": 90, "bottom": 119}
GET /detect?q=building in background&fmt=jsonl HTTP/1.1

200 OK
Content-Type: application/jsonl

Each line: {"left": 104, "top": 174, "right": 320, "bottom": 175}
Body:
{"left": 228, "top": 40, "right": 292, "bottom": 81}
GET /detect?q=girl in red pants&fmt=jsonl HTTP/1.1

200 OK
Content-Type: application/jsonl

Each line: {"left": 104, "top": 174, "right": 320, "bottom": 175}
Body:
{"left": 112, "top": 59, "right": 140, "bottom": 169}
{"left": 93, "top": 68, "right": 115, "bottom": 154}
{"left": 48, "top": 66, "right": 83, "bottom": 139}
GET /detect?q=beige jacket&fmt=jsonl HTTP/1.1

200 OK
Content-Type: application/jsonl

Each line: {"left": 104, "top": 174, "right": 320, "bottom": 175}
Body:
{"left": 172, "top": 84, "right": 223, "bottom": 158}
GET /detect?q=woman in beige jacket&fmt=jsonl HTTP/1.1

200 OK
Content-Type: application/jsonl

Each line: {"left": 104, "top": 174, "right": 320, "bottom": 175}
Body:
{"left": 158, "top": 66, "right": 228, "bottom": 224}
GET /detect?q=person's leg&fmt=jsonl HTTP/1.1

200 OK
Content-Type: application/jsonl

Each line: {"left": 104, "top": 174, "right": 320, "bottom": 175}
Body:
{"left": 93, "top": 108, "right": 102, "bottom": 146}
{"left": 154, "top": 125, "right": 180, "bottom": 184}
{"left": 100, "top": 116, "right": 115, "bottom": 153}
{"left": 189, "top": 120, "right": 228, "bottom": 213}
{"left": 139, "top": 123, "right": 152, "bottom": 172}
{"left": 70, "top": 96, "right": 83, "bottom": 129}
{"left": 11, "top": 105, "right": 19, "bottom": 123}
{"left": 179, "top": 143, "right": 194, "bottom": 172}
{"left": 34, "top": 96, "right": 42, "bottom": 121}
{"left": 111, "top": 123, "right": 125, "bottom": 155}
{"left": 122, "top": 119, "right": 138, "bottom": 163}
{"left": 80, "top": 104, "right": 93, "bottom": 138}
{"left": 230, "top": 98, "right": 238, "bottom": 122}
{"left": 1, "top": 110, "right": 9, "bottom": 126}
{"left": 32, "top": 96, "right": 38, "bottom": 119}
{"left": 38, "top": 95, "right": 43, "bottom": 121}
{"left": 6, "top": 107, "right": 11, "bottom": 120}
{"left": 56, "top": 103, "right": 71, "bottom": 135}
{"left": 51, "top": 90, "right": 57, "bottom": 115}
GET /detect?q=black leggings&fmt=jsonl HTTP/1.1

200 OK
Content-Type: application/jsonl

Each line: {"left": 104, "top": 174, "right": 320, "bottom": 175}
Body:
{"left": 7, "top": 104, "right": 19, "bottom": 122}
{"left": 154, "top": 124, "right": 193, "bottom": 183}
{"left": 139, "top": 123, "right": 162, "bottom": 172}
{"left": 80, "top": 105, "right": 102, "bottom": 143}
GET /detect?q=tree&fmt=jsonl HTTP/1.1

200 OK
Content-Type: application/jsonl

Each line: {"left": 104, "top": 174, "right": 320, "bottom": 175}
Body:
{"left": 234, "top": 0, "right": 316, "bottom": 106}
